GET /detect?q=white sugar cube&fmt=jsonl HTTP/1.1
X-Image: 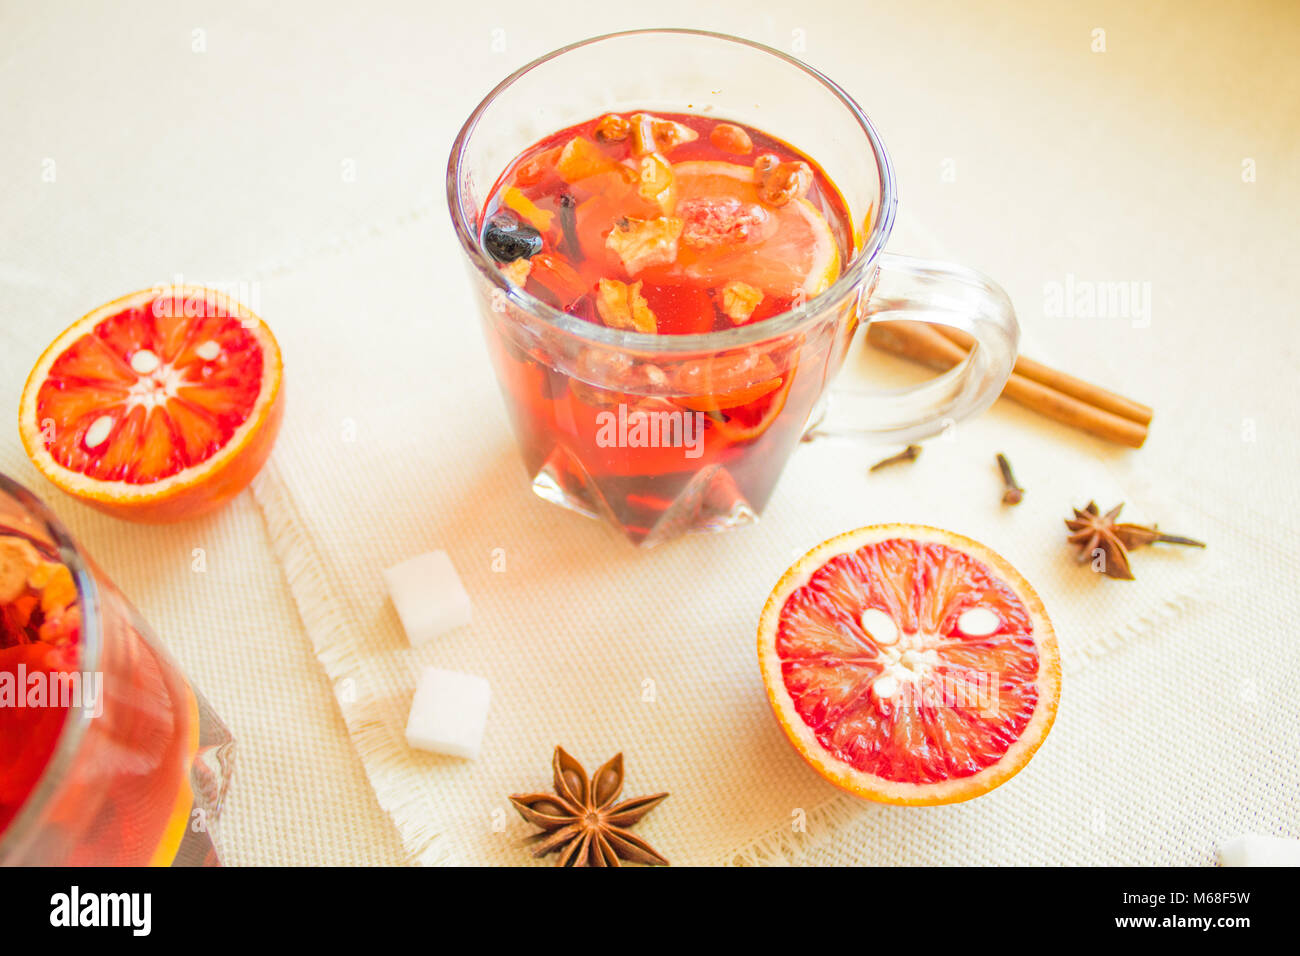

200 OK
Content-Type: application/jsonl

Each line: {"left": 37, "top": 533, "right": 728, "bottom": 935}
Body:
{"left": 383, "top": 550, "right": 472, "bottom": 645}
{"left": 404, "top": 667, "right": 491, "bottom": 760}
{"left": 1218, "top": 834, "right": 1300, "bottom": 867}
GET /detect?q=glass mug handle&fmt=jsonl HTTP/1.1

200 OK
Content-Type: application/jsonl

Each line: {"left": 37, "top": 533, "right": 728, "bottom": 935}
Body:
{"left": 809, "top": 252, "right": 1020, "bottom": 443}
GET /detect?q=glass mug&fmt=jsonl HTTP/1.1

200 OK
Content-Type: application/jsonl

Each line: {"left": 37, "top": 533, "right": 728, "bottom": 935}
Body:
{"left": 0, "top": 474, "right": 234, "bottom": 866}
{"left": 448, "top": 30, "right": 1017, "bottom": 546}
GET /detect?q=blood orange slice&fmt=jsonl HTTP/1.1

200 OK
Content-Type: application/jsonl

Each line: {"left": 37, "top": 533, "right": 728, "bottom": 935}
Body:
{"left": 758, "top": 524, "right": 1059, "bottom": 805}
{"left": 19, "top": 287, "right": 284, "bottom": 523}
{"left": 671, "top": 160, "right": 840, "bottom": 298}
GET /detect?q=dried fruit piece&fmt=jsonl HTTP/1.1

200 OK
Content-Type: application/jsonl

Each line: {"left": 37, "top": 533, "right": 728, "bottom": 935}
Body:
{"left": 514, "top": 146, "right": 561, "bottom": 187}
{"left": 483, "top": 213, "right": 543, "bottom": 263}
{"left": 679, "top": 197, "right": 770, "bottom": 249}
{"left": 594, "top": 114, "right": 631, "bottom": 142}
{"left": 576, "top": 345, "right": 634, "bottom": 382}
{"left": 754, "top": 153, "right": 813, "bottom": 207}
{"left": 635, "top": 153, "right": 676, "bottom": 215}
{"left": 605, "top": 216, "right": 683, "bottom": 276}
{"left": 717, "top": 281, "right": 764, "bottom": 324}
{"left": 710, "top": 123, "right": 753, "bottom": 154}
{"left": 630, "top": 113, "right": 699, "bottom": 156}
{"left": 568, "top": 380, "right": 623, "bottom": 407}
{"left": 595, "top": 278, "right": 657, "bottom": 334}
{"left": 35, "top": 562, "right": 77, "bottom": 617}
{"left": 635, "top": 363, "right": 669, "bottom": 388}
{"left": 499, "top": 258, "right": 532, "bottom": 286}
{"left": 570, "top": 347, "right": 635, "bottom": 406}
{"left": 556, "top": 136, "right": 619, "bottom": 183}
{"left": 628, "top": 115, "right": 658, "bottom": 157}
{"left": 528, "top": 254, "right": 587, "bottom": 307}
{"left": 501, "top": 186, "right": 554, "bottom": 232}
{"left": 0, "top": 537, "right": 41, "bottom": 604}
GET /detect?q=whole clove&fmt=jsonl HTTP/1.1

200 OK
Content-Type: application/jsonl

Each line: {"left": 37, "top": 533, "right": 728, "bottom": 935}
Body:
{"left": 869, "top": 444, "right": 922, "bottom": 473}
{"left": 996, "top": 453, "right": 1025, "bottom": 505}
{"left": 557, "top": 192, "right": 583, "bottom": 264}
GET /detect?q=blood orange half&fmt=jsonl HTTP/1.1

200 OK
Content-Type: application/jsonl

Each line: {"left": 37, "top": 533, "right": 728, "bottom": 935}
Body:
{"left": 19, "top": 286, "right": 284, "bottom": 523}
{"left": 758, "top": 524, "right": 1059, "bottom": 805}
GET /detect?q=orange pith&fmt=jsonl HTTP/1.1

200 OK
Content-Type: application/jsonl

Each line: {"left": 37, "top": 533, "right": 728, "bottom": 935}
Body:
{"left": 758, "top": 524, "right": 1060, "bottom": 806}
{"left": 19, "top": 287, "right": 284, "bottom": 523}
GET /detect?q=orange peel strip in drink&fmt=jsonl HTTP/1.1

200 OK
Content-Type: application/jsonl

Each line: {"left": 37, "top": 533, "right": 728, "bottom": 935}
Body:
{"left": 147, "top": 687, "right": 202, "bottom": 867}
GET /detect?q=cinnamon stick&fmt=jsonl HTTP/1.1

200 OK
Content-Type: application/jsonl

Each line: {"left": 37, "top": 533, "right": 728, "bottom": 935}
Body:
{"left": 931, "top": 326, "right": 1153, "bottom": 426}
{"left": 866, "top": 320, "right": 1149, "bottom": 448}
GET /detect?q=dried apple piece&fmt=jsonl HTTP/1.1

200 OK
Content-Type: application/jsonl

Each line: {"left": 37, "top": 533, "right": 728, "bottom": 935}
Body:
{"left": 636, "top": 153, "right": 676, "bottom": 215}
{"left": 596, "top": 278, "right": 658, "bottom": 334}
{"left": 499, "top": 258, "right": 532, "bottom": 287}
{"left": 0, "top": 537, "right": 41, "bottom": 604}
{"left": 35, "top": 563, "right": 76, "bottom": 617}
{"left": 576, "top": 345, "right": 635, "bottom": 383}
{"left": 568, "top": 360, "right": 664, "bottom": 407}
{"left": 605, "top": 216, "right": 683, "bottom": 276}
{"left": 718, "top": 281, "right": 764, "bottom": 324}
{"left": 630, "top": 113, "right": 699, "bottom": 156}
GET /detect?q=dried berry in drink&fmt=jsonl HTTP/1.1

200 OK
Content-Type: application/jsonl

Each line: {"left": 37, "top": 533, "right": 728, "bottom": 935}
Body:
{"left": 754, "top": 153, "right": 813, "bottom": 207}
{"left": 594, "top": 114, "right": 631, "bottom": 142}
{"left": 484, "top": 213, "right": 544, "bottom": 263}
{"left": 710, "top": 123, "right": 753, "bottom": 154}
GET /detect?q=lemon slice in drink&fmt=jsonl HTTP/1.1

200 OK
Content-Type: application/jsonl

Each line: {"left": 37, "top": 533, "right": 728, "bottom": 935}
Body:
{"left": 671, "top": 160, "right": 841, "bottom": 299}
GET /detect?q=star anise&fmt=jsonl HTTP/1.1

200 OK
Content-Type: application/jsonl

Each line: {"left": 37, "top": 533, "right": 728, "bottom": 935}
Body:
{"left": 509, "top": 746, "right": 669, "bottom": 867}
{"left": 1065, "top": 501, "right": 1205, "bottom": 580}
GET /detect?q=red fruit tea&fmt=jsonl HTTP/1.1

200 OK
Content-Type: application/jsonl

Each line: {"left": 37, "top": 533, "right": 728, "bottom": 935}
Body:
{"left": 477, "top": 112, "right": 858, "bottom": 543}
{"left": 0, "top": 531, "right": 217, "bottom": 865}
